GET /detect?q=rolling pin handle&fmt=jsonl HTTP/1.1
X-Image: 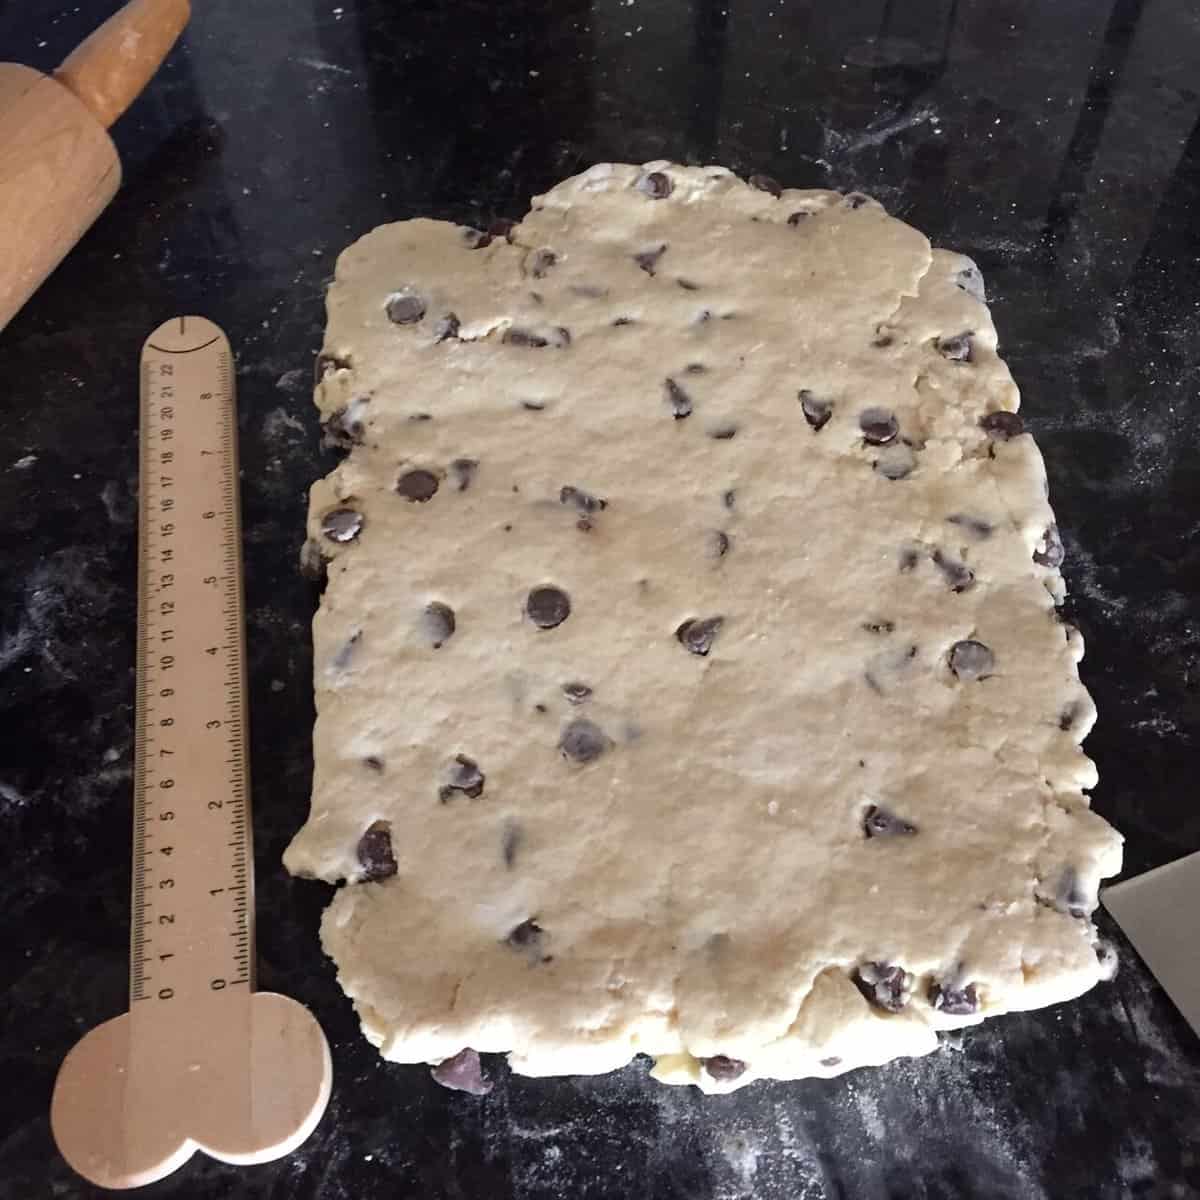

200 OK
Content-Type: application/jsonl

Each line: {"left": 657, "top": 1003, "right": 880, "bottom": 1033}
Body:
{"left": 54, "top": 0, "right": 191, "bottom": 130}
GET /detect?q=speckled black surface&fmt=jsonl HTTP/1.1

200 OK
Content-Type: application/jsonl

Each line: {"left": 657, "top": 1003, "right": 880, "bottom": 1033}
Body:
{"left": 2, "top": 1, "right": 1199, "bottom": 1197}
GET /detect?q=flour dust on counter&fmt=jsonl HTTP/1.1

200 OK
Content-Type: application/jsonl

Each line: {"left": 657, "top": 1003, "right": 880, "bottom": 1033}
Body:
{"left": 283, "top": 161, "right": 1123, "bottom": 1093}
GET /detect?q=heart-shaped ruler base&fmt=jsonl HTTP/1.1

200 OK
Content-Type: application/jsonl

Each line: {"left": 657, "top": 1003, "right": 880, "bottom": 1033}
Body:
{"left": 51, "top": 991, "right": 331, "bottom": 1189}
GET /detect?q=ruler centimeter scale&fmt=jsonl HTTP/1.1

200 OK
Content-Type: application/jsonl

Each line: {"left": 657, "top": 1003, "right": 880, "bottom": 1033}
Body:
{"left": 50, "top": 317, "right": 331, "bottom": 1191}
{"left": 131, "top": 317, "right": 250, "bottom": 1003}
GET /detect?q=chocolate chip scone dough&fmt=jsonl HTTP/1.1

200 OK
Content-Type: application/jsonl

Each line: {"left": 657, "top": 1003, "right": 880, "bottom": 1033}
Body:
{"left": 285, "top": 162, "right": 1123, "bottom": 1093}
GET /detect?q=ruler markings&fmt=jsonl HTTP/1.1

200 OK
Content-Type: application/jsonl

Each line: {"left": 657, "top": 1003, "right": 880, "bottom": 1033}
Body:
{"left": 130, "top": 323, "right": 253, "bottom": 1007}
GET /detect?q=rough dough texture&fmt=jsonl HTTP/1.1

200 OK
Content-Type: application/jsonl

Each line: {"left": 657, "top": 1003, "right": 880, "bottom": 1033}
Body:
{"left": 284, "top": 162, "right": 1123, "bottom": 1092}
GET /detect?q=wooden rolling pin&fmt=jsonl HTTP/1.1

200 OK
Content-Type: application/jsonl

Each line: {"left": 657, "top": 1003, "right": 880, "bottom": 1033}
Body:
{"left": 0, "top": 0, "right": 190, "bottom": 332}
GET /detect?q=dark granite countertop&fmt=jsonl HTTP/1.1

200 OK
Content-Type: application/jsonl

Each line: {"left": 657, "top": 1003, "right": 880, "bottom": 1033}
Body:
{"left": 2, "top": 1, "right": 1199, "bottom": 1196}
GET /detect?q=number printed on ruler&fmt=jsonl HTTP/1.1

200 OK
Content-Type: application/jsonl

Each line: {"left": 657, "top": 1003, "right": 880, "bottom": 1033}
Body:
{"left": 132, "top": 319, "right": 252, "bottom": 1007}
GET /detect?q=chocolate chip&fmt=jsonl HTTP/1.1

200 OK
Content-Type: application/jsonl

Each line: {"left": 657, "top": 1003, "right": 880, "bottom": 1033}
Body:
{"left": 330, "top": 630, "right": 361, "bottom": 671}
{"left": 502, "top": 822, "right": 522, "bottom": 869}
{"left": 506, "top": 918, "right": 548, "bottom": 957}
{"left": 462, "top": 227, "right": 492, "bottom": 249}
{"left": 707, "top": 530, "right": 731, "bottom": 559}
{"left": 637, "top": 171, "right": 673, "bottom": 199}
{"left": 299, "top": 538, "right": 328, "bottom": 584}
{"left": 314, "top": 352, "right": 352, "bottom": 384}
{"left": 409, "top": 412, "right": 433, "bottom": 423}
{"left": 899, "top": 547, "right": 920, "bottom": 572}
{"left": 750, "top": 173, "right": 782, "bottom": 197}
{"left": 431, "top": 1048, "right": 492, "bottom": 1096}
{"left": 863, "top": 804, "right": 917, "bottom": 838}
{"left": 873, "top": 333, "right": 895, "bottom": 349}
{"left": 488, "top": 217, "right": 518, "bottom": 242}
{"left": 527, "top": 586, "right": 571, "bottom": 630}
{"left": 820, "top": 1056, "right": 842, "bottom": 1068}
{"left": 560, "top": 485, "right": 608, "bottom": 515}
{"left": 1038, "top": 866, "right": 1090, "bottom": 919}
{"left": 396, "top": 469, "right": 440, "bottom": 502}
{"left": 503, "top": 327, "right": 549, "bottom": 348}
{"left": 522, "top": 400, "right": 546, "bottom": 412}
{"left": 685, "top": 363, "right": 707, "bottom": 374}
{"left": 559, "top": 718, "right": 610, "bottom": 764}
{"left": 321, "top": 507, "right": 363, "bottom": 544}
{"left": 787, "top": 210, "right": 811, "bottom": 226}
{"left": 364, "top": 756, "right": 385, "bottom": 772}
{"left": 931, "top": 549, "right": 975, "bottom": 592}
{"left": 450, "top": 756, "right": 484, "bottom": 797}
{"left": 320, "top": 403, "right": 367, "bottom": 450}
{"left": 450, "top": 458, "right": 478, "bottom": 491}
{"left": 357, "top": 821, "right": 397, "bottom": 881}
{"left": 937, "top": 332, "right": 974, "bottom": 363}
{"left": 676, "top": 616, "right": 724, "bottom": 656}
{"left": 441, "top": 754, "right": 484, "bottom": 800}
{"left": 1034, "top": 524, "right": 1065, "bottom": 569}
{"left": 946, "top": 514, "right": 993, "bottom": 539}
{"left": 702, "top": 1055, "right": 746, "bottom": 1081}
{"left": 799, "top": 390, "right": 833, "bottom": 431}
{"left": 385, "top": 292, "right": 426, "bottom": 325}
{"left": 1095, "top": 939, "right": 1119, "bottom": 981}
{"left": 613, "top": 316, "right": 636, "bottom": 327}
{"left": 562, "top": 681, "right": 592, "bottom": 704}
{"left": 422, "top": 601, "right": 456, "bottom": 648}
{"left": 928, "top": 979, "right": 979, "bottom": 1016}
{"left": 664, "top": 378, "right": 693, "bottom": 419}
{"left": 708, "top": 423, "right": 738, "bottom": 441}
{"left": 723, "top": 489, "right": 737, "bottom": 511}
{"left": 853, "top": 962, "right": 912, "bottom": 1012}
{"left": 1059, "top": 701, "right": 1082, "bottom": 731}
{"left": 844, "top": 192, "right": 871, "bottom": 209}
{"left": 635, "top": 244, "right": 667, "bottom": 275}
{"left": 979, "top": 411, "right": 1024, "bottom": 440}
{"left": 434, "top": 313, "right": 461, "bottom": 341}
{"left": 948, "top": 639, "right": 994, "bottom": 680}
{"left": 956, "top": 264, "right": 986, "bottom": 302}
{"left": 528, "top": 248, "right": 558, "bottom": 278}
{"left": 677, "top": 278, "right": 701, "bottom": 291}
{"left": 859, "top": 407, "right": 899, "bottom": 445}
{"left": 863, "top": 619, "right": 895, "bottom": 634}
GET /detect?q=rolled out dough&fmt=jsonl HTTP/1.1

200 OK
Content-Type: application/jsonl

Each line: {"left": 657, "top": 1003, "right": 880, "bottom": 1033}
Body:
{"left": 284, "top": 162, "right": 1123, "bottom": 1092}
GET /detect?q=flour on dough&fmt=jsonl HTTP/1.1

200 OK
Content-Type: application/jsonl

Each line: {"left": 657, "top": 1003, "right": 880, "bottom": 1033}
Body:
{"left": 284, "top": 162, "right": 1123, "bottom": 1092}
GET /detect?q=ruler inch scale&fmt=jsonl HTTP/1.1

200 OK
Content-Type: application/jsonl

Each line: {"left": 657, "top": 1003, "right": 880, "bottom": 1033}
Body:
{"left": 131, "top": 313, "right": 252, "bottom": 1002}
{"left": 50, "top": 316, "right": 331, "bottom": 1190}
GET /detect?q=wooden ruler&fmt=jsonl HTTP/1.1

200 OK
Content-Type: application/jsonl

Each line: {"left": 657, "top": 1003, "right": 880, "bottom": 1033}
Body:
{"left": 51, "top": 317, "right": 330, "bottom": 1190}
{"left": 131, "top": 315, "right": 249, "bottom": 1003}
